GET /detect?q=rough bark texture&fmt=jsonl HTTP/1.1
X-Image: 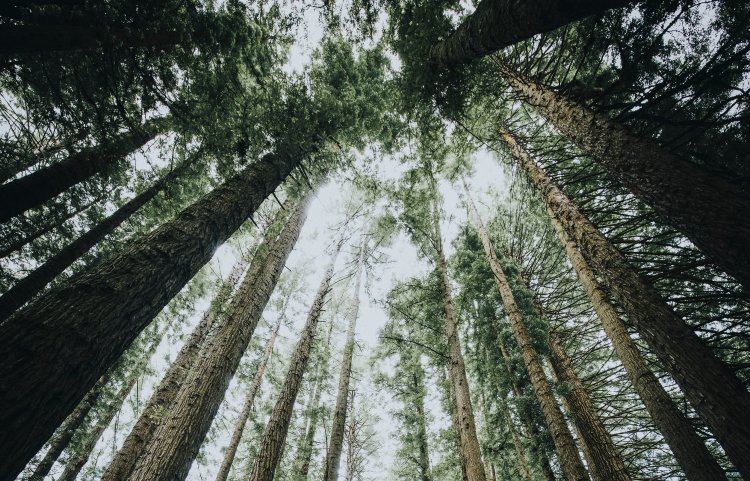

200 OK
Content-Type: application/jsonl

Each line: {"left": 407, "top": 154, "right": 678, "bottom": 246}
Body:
{"left": 0, "top": 117, "right": 169, "bottom": 223}
{"left": 248, "top": 241, "right": 342, "bottom": 481}
{"left": 128, "top": 201, "right": 309, "bottom": 481}
{"left": 550, "top": 203, "right": 728, "bottom": 480}
{"left": 214, "top": 317, "right": 282, "bottom": 481}
{"left": 323, "top": 236, "right": 367, "bottom": 481}
{"left": 0, "top": 147, "right": 306, "bottom": 481}
{"left": 500, "top": 66, "right": 750, "bottom": 293}
{"left": 0, "top": 163, "right": 186, "bottom": 321}
{"left": 503, "top": 130, "right": 750, "bottom": 478}
{"left": 548, "top": 335, "right": 631, "bottom": 481}
{"left": 99, "top": 256, "right": 249, "bottom": 481}
{"left": 429, "top": 0, "right": 631, "bottom": 68}
{"left": 433, "top": 198, "right": 487, "bottom": 481}
{"left": 465, "top": 189, "right": 589, "bottom": 481}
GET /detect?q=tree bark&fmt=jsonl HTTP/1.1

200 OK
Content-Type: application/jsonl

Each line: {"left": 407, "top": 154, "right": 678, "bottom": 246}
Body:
{"left": 99, "top": 255, "right": 250, "bottom": 481}
{"left": 464, "top": 187, "right": 589, "bottom": 481}
{"left": 548, "top": 335, "right": 631, "bottom": 481}
{"left": 499, "top": 65, "right": 750, "bottom": 293}
{"left": 248, "top": 240, "right": 342, "bottom": 481}
{"left": 128, "top": 200, "right": 309, "bottom": 481}
{"left": 214, "top": 317, "right": 282, "bottom": 481}
{"left": 0, "top": 117, "right": 169, "bottom": 223}
{"left": 429, "top": 0, "right": 631, "bottom": 68}
{"left": 411, "top": 366, "right": 433, "bottom": 481}
{"left": 502, "top": 130, "right": 750, "bottom": 478}
{"left": 0, "top": 162, "right": 187, "bottom": 321}
{"left": 323, "top": 235, "right": 367, "bottom": 481}
{"left": 0, "top": 146, "right": 308, "bottom": 481}
{"left": 433, "top": 195, "right": 487, "bottom": 481}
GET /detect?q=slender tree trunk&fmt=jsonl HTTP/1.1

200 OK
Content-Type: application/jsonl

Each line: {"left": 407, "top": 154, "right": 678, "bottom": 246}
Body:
{"left": 100, "top": 256, "right": 249, "bottom": 481}
{"left": 0, "top": 162, "right": 186, "bottom": 321}
{"left": 433, "top": 196, "right": 487, "bottom": 481}
{"left": 445, "top": 367, "right": 469, "bottom": 481}
{"left": 547, "top": 335, "right": 631, "bottom": 481}
{"left": 344, "top": 389, "right": 357, "bottom": 481}
{"left": 0, "top": 145, "right": 310, "bottom": 481}
{"left": 0, "top": 117, "right": 169, "bottom": 223}
{"left": 501, "top": 130, "right": 750, "bottom": 478}
{"left": 214, "top": 317, "right": 282, "bottom": 481}
{"left": 24, "top": 369, "right": 113, "bottom": 481}
{"left": 248, "top": 240, "right": 343, "bottom": 481}
{"left": 128, "top": 200, "right": 309, "bottom": 481}
{"left": 499, "top": 66, "right": 750, "bottom": 293}
{"left": 0, "top": 25, "right": 181, "bottom": 56}
{"left": 413, "top": 370, "right": 433, "bottom": 481}
{"left": 496, "top": 391, "right": 533, "bottom": 481}
{"left": 464, "top": 188, "right": 589, "bottom": 481}
{"left": 323, "top": 235, "right": 367, "bottom": 481}
{"left": 429, "top": 0, "right": 631, "bottom": 68}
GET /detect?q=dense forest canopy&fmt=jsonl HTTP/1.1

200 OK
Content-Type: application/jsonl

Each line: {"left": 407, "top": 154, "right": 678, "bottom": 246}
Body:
{"left": 0, "top": 0, "right": 749, "bottom": 480}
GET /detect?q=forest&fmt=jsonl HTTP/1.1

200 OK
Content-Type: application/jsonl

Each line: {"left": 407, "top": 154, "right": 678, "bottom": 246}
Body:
{"left": 0, "top": 0, "right": 749, "bottom": 480}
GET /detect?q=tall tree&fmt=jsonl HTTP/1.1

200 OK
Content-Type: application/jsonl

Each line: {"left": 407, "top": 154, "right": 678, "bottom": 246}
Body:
{"left": 323, "top": 234, "right": 368, "bottom": 481}
{"left": 498, "top": 65, "right": 750, "bottom": 292}
{"left": 127, "top": 198, "right": 309, "bottom": 481}
{"left": 500, "top": 129, "right": 750, "bottom": 478}
{"left": 248, "top": 238, "right": 343, "bottom": 481}
{"left": 464, "top": 186, "right": 590, "bottom": 481}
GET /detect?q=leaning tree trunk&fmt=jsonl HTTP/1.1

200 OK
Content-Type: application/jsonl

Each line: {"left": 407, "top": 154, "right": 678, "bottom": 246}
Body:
{"left": 128, "top": 200, "right": 309, "bottom": 481}
{"left": 0, "top": 116, "right": 169, "bottom": 223}
{"left": 99, "top": 254, "right": 251, "bottom": 481}
{"left": 464, "top": 188, "right": 589, "bottom": 481}
{"left": 499, "top": 65, "right": 750, "bottom": 293}
{"left": 323, "top": 235, "right": 367, "bottom": 481}
{"left": 501, "top": 129, "right": 750, "bottom": 478}
{"left": 248, "top": 240, "right": 342, "bottom": 481}
{"left": 551, "top": 218, "right": 727, "bottom": 481}
{"left": 0, "top": 145, "right": 309, "bottom": 481}
{"left": 432, "top": 196, "right": 487, "bottom": 481}
{"left": 0, "top": 162, "right": 187, "bottom": 321}
{"left": 547, "top": 335, "right": 631, "bottom": 481}
{"left": 429, "top": 0, "right": 631, "bottom": 68}
{"left": 214, "top": 316, "right": 283, "bottom": 481}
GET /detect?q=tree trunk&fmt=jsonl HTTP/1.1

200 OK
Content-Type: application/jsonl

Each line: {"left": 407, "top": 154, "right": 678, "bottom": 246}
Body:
{"left": 214, "top": 317, "right": 282, "bottom": 481}
{"left": 429, "top": 0, "right": 631, "bottom": 68}
{"left": 0, "top": 24, "right": 181, "bottom": 56}
{"left": 0, "top": 117, "right": 169, "bottom": 223}
{"left": 445, "top": 367, "right": 469, "bottom": 481}
{"left": 549, "top": 200, "right": 727, "bottom": 480}
{"left": 323, "top": 235, "right": 367, "bottom": 481}
{"left": 0, "top": 145, "right": 308, "bottom": 481}
{"left": 413, "top": 370, "right": 433, "bottom": 481}
{"left": 128, "top": 200, "right": 309, "bottom": 481}
{"left": 499, "top": 65, "right": 750, "bottom": 293}
{"left": 248, "top": 240, "right": 342, "bottom": 481}
{"left": 0, "top": 162, "right": 186, "bottom": 321}
{"left": 502, "top": 129, "right": 750, "bottom": 478}
{"left": 464, "top": 187, "right": 589, "bottom": 481}
{"left": 433, "top": 195, "right": 487, "bottom": 481}
{"left": 344, "top": 389, "right": 357, "bottom": 481}
{"left": 547, "top": 335, "right": 631, "bottom": 481}
{"left": 99, "top": 255, "right": 248, "bottom": 481}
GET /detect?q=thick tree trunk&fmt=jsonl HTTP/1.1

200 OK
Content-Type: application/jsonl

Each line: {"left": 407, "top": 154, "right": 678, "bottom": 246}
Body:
{"left": 0, "top": 163, "right": 186, "bottom": 321}
{"left": 500, "top": 66, "right": 750, "bottom": 293}
{"left": 465, "top": 189, "right": 589, "bottom": 481}
{"left": 429, "top": 0, "right": 631, "bottom": 68}
{"left": 433, "top": 197, "right": 487, "bottom": 481}
{"left": 323, "top": 235, "right": 367, "bottom": 481}
{"left": 99, "top": 257, "right": 248, "bottom": 481}
{"left": 128, "top": 201, "right": 309, "bottom": 481}
{"left": 0, "top": 117, "right": 169, "bottom": 223}
{"left": 248, "top": 241, "right": 342, "bottom": 481}
{"left": 0, "top": 146, "right": 308, "bottom": 481}
{"left": 548, "top": 335, "right": 631, "bottom": 481}
{"left": 24, "top": 369, "right": 113, "bottom": 481}
{"left": 214, "top": 317, "right": 282, "bottom": 481}
{"left": 0, "top": 25, "right": 181, "bottom": 56}
{"left": 502, "top": 130, "right": 750, "bottom": 478}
